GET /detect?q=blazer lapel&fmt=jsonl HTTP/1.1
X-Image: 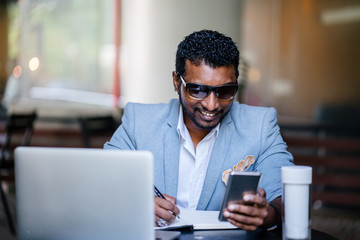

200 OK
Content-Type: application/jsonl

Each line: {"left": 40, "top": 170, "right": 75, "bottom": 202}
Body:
{"left": 163, "top": 129, "right": 180, "bottom": 197}
{"left": 163, "top": 101, "right": 180, "bottom": 197}
{"left": 196, "top": 116, "right": 233, "bottom": 210}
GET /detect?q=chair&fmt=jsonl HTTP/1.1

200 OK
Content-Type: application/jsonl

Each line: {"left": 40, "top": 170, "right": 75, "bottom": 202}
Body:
{"left": 77, "top": 115, "right": 119, "bottom": 148}
{"left": 0, "top": 111, "right": 37, "bottom": 235}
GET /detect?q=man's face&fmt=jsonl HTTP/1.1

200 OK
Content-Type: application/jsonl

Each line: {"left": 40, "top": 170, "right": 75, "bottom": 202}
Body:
{"left": 173, "top": 60, "right": 237, "bottom": 132}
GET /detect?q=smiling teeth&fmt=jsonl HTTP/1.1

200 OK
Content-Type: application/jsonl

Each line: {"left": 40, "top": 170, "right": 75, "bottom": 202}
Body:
{"left": 201, "top": 111, "right": 215, "bottom": 117}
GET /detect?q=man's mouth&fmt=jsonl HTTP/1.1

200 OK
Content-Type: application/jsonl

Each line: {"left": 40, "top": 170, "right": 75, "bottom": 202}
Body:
{"left": 199, "top": 110, "right": 216, "bottom": 117}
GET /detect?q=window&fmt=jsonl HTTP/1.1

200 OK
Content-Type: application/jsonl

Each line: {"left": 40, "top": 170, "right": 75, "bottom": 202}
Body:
{"left": 19, "top": 0, "right": 117, "bottom": 106}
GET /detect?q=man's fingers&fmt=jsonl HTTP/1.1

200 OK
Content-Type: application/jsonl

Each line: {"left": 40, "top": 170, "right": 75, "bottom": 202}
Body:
{"left": 163, "top": 193, "right": 177, "bottom": 205}
{"left": 257, "top": 188, "right": 266, "bottom": 197}
{"left": 224, "top": 209, "right": 264, "bottom": 226}
{"left": 227, "top": 218, "right": 258, "bottom": 231}
{"left": 243, "top": 192, "right": 267, "bottom": 207}
{"left": 223, "top": 207, "right": 264, "bottom": 231}
{"left": 222, "top": 189, "right": 270, "bottom": 231}
{"left": 155, "top": 196, "right": 180, "bottom": 215}
{"left": 154, "top": 196, "right": 180, "bottom": 223}
{"left": 155, "top": 203, "right": 176, "bottom": 222}
{"left": 155, "top": 196, "right": 175, "bottom": 211}
{"left": 227, "top": 203, "right": 267, "bottom": 219}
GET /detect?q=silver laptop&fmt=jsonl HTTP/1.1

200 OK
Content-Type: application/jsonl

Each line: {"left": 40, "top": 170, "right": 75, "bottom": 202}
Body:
{"left": 15, "top": 147, "right": 158, "bottom": 240}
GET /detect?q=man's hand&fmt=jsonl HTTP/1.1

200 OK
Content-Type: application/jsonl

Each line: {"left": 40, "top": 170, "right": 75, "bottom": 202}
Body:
{"left": 222, "top": 188, "right": 273, "bottom": 231}
{"left": 154, "top": 193, "right": 180, "bottom": 227}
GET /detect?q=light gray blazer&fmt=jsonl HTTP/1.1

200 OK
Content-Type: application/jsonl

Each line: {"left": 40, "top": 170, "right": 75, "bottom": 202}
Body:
{"left": 104, "top": 99, "right": 293, "bottom": 210}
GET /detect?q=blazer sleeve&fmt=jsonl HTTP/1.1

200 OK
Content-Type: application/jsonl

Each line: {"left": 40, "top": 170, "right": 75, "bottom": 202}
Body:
{"left": 104, "top": 103, "right": 137, "bottom": 150}
{"left": 254, "top": 107, "right": 294, "bottom": 202}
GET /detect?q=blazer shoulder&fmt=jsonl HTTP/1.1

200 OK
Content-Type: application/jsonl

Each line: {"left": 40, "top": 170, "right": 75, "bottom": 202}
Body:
{"left": 124, "top": 99, "right": 180, "bottom": 125}
{"left": 230, "top": 102, "right": 277, "bottom": 118}
{"left": 228, "top": 102, "right": 278, "bottom": 130}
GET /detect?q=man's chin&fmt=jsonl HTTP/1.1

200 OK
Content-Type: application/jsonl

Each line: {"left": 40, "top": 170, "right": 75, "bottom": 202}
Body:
{"left": 194, "top": 120, "right": 219, "bottom": 130}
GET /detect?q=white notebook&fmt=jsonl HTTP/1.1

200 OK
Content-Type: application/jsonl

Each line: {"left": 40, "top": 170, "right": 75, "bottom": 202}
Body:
{"left": 155, "top": 208, "right": 238, "bottom": 230}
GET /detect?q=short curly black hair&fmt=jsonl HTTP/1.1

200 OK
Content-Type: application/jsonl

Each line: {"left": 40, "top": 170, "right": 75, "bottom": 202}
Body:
{"left": 176, "top": 30, "right": 239, "bottom": 79}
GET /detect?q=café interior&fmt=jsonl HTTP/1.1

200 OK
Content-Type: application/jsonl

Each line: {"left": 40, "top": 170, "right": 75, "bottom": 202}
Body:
{"left": 0, "top": 0, "right": 359, "bottom": 239}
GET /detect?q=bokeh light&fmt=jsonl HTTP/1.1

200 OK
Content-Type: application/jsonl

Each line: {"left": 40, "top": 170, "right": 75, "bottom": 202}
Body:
{"left": 13, "top": 65, "right": 22, "bottom": 78}
{"left": 248, "top": 67, "right": 261, "bottom": 83}
{"left": 28, "top": 57, "right": 40, "bottom": 71}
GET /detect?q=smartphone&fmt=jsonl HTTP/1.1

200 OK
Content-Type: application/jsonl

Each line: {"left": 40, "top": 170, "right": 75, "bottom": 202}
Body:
{"left": 218, "top": 171, "right": 261, "bottom": 221}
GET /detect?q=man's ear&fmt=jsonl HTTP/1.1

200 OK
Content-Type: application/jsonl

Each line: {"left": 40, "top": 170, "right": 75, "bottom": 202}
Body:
{"left": 172, "top": 71, "right": 180, "bottom": 94}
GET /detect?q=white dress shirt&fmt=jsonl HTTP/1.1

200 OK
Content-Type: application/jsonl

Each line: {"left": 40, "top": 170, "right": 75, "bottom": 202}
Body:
{"left": 176, "top": 107, "right": 220, "bottom": 209}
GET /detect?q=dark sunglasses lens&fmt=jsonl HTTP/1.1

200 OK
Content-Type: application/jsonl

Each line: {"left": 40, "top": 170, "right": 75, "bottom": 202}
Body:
{"left": 187, "top": 84, "right": 209, "bottom": 99}
{"left": 217, "top": 85, "right": 238, "bottom": 99}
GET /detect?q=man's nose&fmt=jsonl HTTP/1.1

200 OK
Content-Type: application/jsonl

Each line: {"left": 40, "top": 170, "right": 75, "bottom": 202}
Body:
{"left": 201, "top": 91, "right": 219, "bottom": 111}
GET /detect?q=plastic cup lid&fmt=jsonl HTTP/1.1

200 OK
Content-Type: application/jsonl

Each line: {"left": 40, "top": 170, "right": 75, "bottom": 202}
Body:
{"left": 281, "top": 166, "right": 312, "bottom": 184}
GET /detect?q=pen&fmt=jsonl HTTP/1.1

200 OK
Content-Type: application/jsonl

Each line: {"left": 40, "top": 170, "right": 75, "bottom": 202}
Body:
{"left": 154, "top": 185, "right": 180, "bottom": 219}
{"left": 154, "top": 185, "right": 166, "bottom": 199}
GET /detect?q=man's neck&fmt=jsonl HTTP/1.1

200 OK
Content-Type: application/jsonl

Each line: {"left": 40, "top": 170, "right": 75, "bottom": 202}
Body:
{"left": 184, "top": 118, "right": 211, "bottom": 150}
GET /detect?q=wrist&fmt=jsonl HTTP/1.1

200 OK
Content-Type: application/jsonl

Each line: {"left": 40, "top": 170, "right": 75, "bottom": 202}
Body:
{"left": 260, "top": 200, "right": 281, "bottom": 231}
{"left": 267, "top": 202, "right": 281, "bottom": 230}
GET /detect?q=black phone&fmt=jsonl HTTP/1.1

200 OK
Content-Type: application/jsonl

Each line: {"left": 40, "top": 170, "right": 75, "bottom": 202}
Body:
{"left": 218, "top": 171, "right": 261, "bottom": 221}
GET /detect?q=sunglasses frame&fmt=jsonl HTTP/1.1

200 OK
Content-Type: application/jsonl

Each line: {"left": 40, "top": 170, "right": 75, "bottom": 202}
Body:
{"left": 178, "top": 74, "right": 238, "bottom": 100}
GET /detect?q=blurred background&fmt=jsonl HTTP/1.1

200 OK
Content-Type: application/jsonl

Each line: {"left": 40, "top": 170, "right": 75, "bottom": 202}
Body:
{"left": 0, "top": 0, "right": 359, "bottom": 239}
{"left": 1, "top": 0, "right": 360, "bottom": 121}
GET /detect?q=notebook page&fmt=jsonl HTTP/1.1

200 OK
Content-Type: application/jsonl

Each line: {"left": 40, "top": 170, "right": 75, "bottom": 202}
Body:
{"left": 180, "top": 209, "right": 237, "bottom": 230}
{"left": 155, "top": 209, "right": 238, "bottom": 230}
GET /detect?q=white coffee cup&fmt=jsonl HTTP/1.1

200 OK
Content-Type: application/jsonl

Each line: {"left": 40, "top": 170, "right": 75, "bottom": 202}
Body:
{"left": 282, "top": 166, "right": 312, "bottom": 240}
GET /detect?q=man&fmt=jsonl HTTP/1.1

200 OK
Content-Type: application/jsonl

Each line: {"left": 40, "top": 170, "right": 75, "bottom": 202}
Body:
{"left": 104, "top": 30, "right": 293, "bottom": 231}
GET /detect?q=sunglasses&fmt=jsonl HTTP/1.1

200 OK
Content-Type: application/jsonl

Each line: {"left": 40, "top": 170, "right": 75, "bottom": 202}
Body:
{"left": 179, "top": 75, "right": 238, "bottom": 100}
